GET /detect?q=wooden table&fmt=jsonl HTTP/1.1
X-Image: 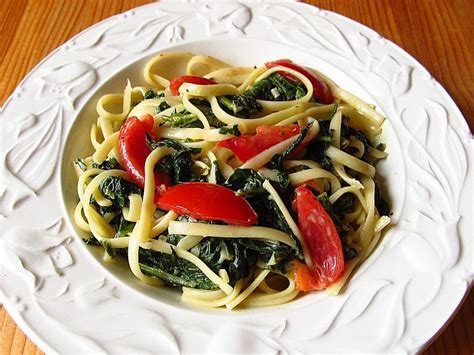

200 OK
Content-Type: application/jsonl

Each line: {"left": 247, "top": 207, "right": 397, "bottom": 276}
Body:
{"left": 1, "top": 1, "right": 472, "bottom": 354}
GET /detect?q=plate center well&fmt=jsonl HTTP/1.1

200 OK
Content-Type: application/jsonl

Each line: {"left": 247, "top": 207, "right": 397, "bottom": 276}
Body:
{"left": 60, "top": 37, "right": 404, "bottom": 312}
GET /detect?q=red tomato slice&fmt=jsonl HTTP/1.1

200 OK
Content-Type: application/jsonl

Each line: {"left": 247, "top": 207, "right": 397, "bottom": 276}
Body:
{"left": 293, "top": 260, "right": 323, "bottom": 291}
{"left": 169, "top": 76, "right": 217, "bottom": 96}
{"left": 119, "top": 115, "right": 171, "bottom": 193}
{"left": 265, "top": 60, "right": 333, "bottom": 104}
{"left": 292, "top": 185, "right": 344, "bottom": 291}
{"left": 303, "top": 179, "right": 323, "bottom": 193}
{"left": 155, "top": 182, "right": 258, "bottom": 226}
{"left": 217, "top": 125, "right": 301, "bottom": 162}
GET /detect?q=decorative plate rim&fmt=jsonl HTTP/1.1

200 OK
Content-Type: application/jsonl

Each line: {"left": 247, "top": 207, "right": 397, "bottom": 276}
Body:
{"left": 1, "top": 1, "right": 472, "bottom": 353}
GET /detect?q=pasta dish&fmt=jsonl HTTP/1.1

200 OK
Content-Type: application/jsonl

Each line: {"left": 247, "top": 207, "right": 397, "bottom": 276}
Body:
{"left": 74, "top": 52, "right": 390, "bottom": 310}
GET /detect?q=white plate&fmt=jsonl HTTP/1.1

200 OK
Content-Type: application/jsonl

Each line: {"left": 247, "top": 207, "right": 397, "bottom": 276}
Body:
{"left": 0, "top": 2, "right": 472, "bottom": 353}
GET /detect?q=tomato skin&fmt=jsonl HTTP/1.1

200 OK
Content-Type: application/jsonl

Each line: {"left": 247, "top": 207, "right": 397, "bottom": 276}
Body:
{"left": 119, "top": 115, "right": 171, "bottom": 192}
{"left": 155, "top": 182, "right": 258, "bottom": 226}
{"left": 217, "top": 125, "right": 301, "bottom": 162}
{"left": 265, "top": 60, "right": 333, "bottom": 104}
{"left": 303, "top": 179, "right": 323, "bottom": 192}
{"left": 293, "top": 261, "right": 322, "bottom": 292}
{"left": 169, "top": 76, "right": 217, "bottom": 96}
{"left": 292, "top": 185, "right": 344, "bottom": 291}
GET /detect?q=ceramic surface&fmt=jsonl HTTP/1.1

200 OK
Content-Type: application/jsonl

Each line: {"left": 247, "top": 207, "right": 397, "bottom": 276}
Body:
{"left": 0, "top": 2, "right": 472, "bottom": 353}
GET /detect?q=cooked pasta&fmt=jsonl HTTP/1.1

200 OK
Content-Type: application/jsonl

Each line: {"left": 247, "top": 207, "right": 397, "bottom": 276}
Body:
{"left": 74, "top": 52, "right": 391, "bottom": 309}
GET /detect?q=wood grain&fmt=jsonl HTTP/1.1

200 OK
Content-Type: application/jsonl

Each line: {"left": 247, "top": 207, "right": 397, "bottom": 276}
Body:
{"left": 0, "top": 1, "right": 472, "bottom": 354}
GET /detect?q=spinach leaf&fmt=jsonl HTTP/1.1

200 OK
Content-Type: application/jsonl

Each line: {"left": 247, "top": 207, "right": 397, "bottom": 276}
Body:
{"left": 206, "top": 111, "right": 226, "bottom": 128}
{"left": 243, "top": 73, "right": 307, "bottom": 102}
{"left": 158, "top": 150, "right": 196, "bottom": 184}
{"left": 132, "top": 89, "right": 164, "bottom": 106}
{"left": 115, "top": 216, "right": 135, "bottom": 238}
{"left": 224, "top": 169, "right": 265, "bottom": 196}
{"left": 197, "top": 238, "right": 257, "bottom": 283}
{"left": 375, "top": 181, "right": 391, "bottom": 216}
{"left": 376, "top": 143, "right": 386, "bottom": 151}
{"left": 227, "top": 241, "right": 258, "bottom": 282}
{"left": 266, "top": 125, "right": 312, "bottom": 210}
{"left": 188, "top": 98, "right": 210, "bottom": 107}
{"left": 140, "top": 237, "right": 267, "bottom": 289}
{"left": 189, "top": 98, "right": 226, "bottom": 128}
{"left": 340, "top": 233, "right": 359, "bottom": 261}
{"left": 161, "top": 99, "right": 225, "bottom": 128}
{"left": 341, "top": 116, "right": 387, "bottom": 165}
{"left": 243, "top": 77, "right": 274, "bottom": 100}
{"left": 237, "top": 238, "right": 296, "bottom": 273}
{"left": 148, "top": 138, "right": 203, "bottom": 184}
{"left": 268, "top": 73, "right": 307, "bottom": 101}
{"left": 211, "top": 161, "right": 225, "bottom": 185}
{"left": 304, "top": 107, "right": 338, "bottom": 171}
{"left": 82, "top": 237, "right": 100, "bottom": 246}
{"left": 143, "top": 89, "right": 164, "bottom": 100}
{"left": 139, "top": 248, "right": 218, "bottom": 290}
{"left": 91, "top": 176, "right": 141, "bottom": 236}
{"left": 162, "top": 110, "right": 202, "bottom": 128}
{"left": 224, "top": 169, "right": 295, "bottom": 239}
{"left": 99, "top": 176, "right": 141, "bottom": 209}
{"left": 155, "top": 101, "right": 171, "bottom": 114}
{"left": 314, "top": 190, "right": 353, "bottom": 225}
{"left": 218, "top": 124, "right": 241, "bottom": 136}
{"left": 101, "top": 240, "right": 117, "bottom": 259}
{"left": 92, "top": 157, "right": 121, "bottom": 170}
{"left": 216, "top": 95, "right": 261, "bottom": 118}
{"left": 176, "top": 214, "right": 199, "bottom": 223}
{"left": 269, "top": 124, "right": 311, "bottom": 170}
{"left": 333, "top": 193, "right": 355, "bottom": 218}
{"left": 165, "top": 233, "right": 185, "bottom": 246}
{"left": 75, "top": 159, "right": 87, "bottom": 171}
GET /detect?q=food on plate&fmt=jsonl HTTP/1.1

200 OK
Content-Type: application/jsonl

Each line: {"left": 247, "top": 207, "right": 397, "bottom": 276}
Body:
{"left": 74, "top": 52, "right": 391, "bottom": 309}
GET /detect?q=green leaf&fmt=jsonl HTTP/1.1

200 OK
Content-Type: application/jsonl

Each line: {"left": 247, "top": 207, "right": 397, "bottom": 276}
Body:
{"left": 211, "top": 161, "right": 225, "bottom": 185}
{"left": 92, "top": 157, "right": 121, "bottom": 170}
{"left": 268, "top": 73, "right": 307, "bottom": 101}
{"left": 99, "top": 176, "right": 141, "bottom": 209}
{"left": 147, "top": 136, "right": 199, "bottom": 154}
{"left": 269, "top": 123, "right": 311, "bottom": 171}
{"left": 216, "top": 95, "right": 261, "bottom": 118}
{"left": 375, "top": 181, "right": 391, "bottom": 216}
{"left": 224, "top": 169, "right": 264, "bottom": 194}
{"left": 155, "top": 100, "right": 171, "bottom": 113}
{"left": 144, "top": 89, "right": 164, "bottom": 100}
{"left": 225, "top": 169, "right": 297, "bottom": 248}
{"left": 243, "top": 76, "right": 274, "bottom": 100}
{"left": 243, "top": 73, "right": 307, "bottom": 101}
{"left": 218, "top": 124, "right": 241, "bottom": 136}
{"left": 75, "top": 159, "right": 87, "bottom": 171}
{"left": 162, "top": 111, "right": 202, "bottom": 128}
{"left": 139, "top": 248, "right": 218, "bottom": 290}
{"left": 115, "top": 217, "right": 135, "bottom": 238}
{"left": 147, "top": 138, "right": 203, "bottom": 185}
{"left": 303, "top": 105, "right": 339, "bottom": 170}
{"left": 82, "top": 237, "right": 100, "bottom": 245}
{"left": 101, "top": 240, "right": 117, "bottom": 259}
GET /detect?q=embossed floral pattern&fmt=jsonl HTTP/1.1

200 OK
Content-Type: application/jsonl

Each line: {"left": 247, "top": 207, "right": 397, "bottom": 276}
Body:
{"left": 0, "top": 219, "right": 71, "bottom": 294}
{"left": 0, "top": 2, "right": 472, "bottom": 354}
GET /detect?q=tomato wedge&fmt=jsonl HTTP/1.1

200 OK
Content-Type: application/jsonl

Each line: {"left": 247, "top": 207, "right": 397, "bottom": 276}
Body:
{"left": 292, "top": 185, "right": 344, "bottom": 291}
{"left": 119, "top": 115, "right": 171, "bottom": 193}
{"left": 169, "top": 76, "right": 217, "bottom": 96}
{"left": 155, "top": 182, "right": 258, "bottom": 226}
{"left": 265, "top": 59, "right": 333, "bottom": 104}
{"left": 217, "top": 125, "right": 302, "bottom": 162}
